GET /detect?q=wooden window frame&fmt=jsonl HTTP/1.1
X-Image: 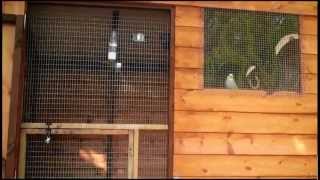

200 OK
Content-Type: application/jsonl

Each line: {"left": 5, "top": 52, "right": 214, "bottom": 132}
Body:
{"left": 6, "top": 1, "right": 175, "bottom": 179}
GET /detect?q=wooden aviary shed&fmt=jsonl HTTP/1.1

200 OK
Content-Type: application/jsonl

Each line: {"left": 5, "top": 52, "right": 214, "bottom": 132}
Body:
{"left": 2, "top": 1, "right": 317, "bottom": 179}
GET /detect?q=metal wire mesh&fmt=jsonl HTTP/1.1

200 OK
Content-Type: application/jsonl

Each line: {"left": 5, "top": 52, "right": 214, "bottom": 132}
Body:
{"left": 23, "top": 5, "right": 170, "bottom": 123}
{"left": 204, "top": 8, "right": 301, "bottom": 93}
{"left": 25, "top": 134, "right": 128, "bottom": 178}
{"left": 138, "top": 130, "right": 168, "bottom": 178}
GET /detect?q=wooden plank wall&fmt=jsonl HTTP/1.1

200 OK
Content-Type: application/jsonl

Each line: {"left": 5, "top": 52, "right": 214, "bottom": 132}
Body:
{"left": 173, "top": 2, "right": 317, "bottom": 179}
{"left": 2, "top": 1, "right": 317, "bottom": 179}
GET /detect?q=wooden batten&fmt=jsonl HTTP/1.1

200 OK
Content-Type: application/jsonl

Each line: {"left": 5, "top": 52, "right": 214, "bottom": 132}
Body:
{"left": 20, "top": 123, "right": 168, "bottom": 130}
{"left": 17, "top": 132, "right": 26, "bottom": 178}
{"left": 136, "top": 1, "right": 317, "bottom": 16}
{"left": 20, "top": 128, "right": 129, "bottom": 135}
{"left": 2, "top": 24, "right": 16, "bottom": 160}
{"left": 2, "top": 1, "right": 26, "bottom": 15}
{"left": 128, "top": 130, "right": 134, "bottom": 178}
{"left": 133, "top": 129, "right": 139, "bottom": 178}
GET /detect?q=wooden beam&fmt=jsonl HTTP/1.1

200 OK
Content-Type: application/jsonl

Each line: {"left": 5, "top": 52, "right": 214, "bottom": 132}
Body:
{"left": 5, "top": 15, "right": 25, "bottom": 178}
{"left": 17, "top": 131, "right": 26, "bottom": 178}
{"left": 134, "top": 1, "right": 317, "bottom": 16}
{"left": 133, "top": 129, "right": 140, "bottom": 178}
{"left": 21, "top": 128, "right": 129, "bottom": 135}
{"left": 2, "top": 1, "right": 25, "bottom": 15}
{"left": 20, "top": 123, "right": 168, "bottom": 130}
{"left": 128, "top": 130, "right": 134, "bottom": 178}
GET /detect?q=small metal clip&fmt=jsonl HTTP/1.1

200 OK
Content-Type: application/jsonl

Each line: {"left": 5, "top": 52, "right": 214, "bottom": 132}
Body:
{"left": 44, "top": 123, "right": 52, "bottom": 144}
{"left": 23, "top": 13, "right": 26, "bottom": 30}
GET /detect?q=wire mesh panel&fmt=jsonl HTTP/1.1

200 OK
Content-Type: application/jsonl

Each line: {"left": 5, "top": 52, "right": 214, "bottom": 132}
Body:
{"left": 204, "top": 8, "right": 300, "bottom": 93}
{"left": 24, "top": 4, "right": 170, "bottom": 123}
{"left": 25, "top": 134, "right": 128, "bottom": 178}
{"left": 138, "top": 130, "right": 168, "bottom": 178}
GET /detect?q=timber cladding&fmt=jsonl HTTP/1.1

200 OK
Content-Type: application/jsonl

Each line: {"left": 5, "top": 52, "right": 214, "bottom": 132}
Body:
{"left": 173, "top": 2, "right": 317, "bottom": 179}
{"left": 1, "top": 1, "right": 317, "bottom": 179}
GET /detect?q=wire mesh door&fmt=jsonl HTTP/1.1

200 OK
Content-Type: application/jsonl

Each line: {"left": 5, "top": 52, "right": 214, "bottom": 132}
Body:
{"left": 22, "top": 4, "right": 170, "bottom": 178}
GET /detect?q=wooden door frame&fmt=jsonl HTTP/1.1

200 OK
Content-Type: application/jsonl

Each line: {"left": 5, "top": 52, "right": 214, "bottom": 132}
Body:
{"left": 7, "top": 1, "right": 175, "bottom": 178}
{"left": 4, "top": 14, "right": 26, "bottom": 178}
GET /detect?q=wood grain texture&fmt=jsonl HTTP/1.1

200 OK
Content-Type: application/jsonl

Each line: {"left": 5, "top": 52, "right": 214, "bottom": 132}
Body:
{"left": 175, "top": 89, "right": 317, "bottom": 113}
{"left": 21, "top": 123, "right": 168, "bottom": 130}
{"left": 175, "top": 47, "right": 203, "bottom": 68}
{"left": 300, "top": 16, "right": 317, "bottom": 35}
{"left": 136, "top": 1, "right": 317, "bottom": 15}
{"left": 302, "top": 73, "right": 317, "bottom": 94}
{"left": 174, "top": 133, "right": 317, "bottom": 155}
{"left": 175, "top": 68, "right": 202, "bottom": 89}
{"left": 5, "top": 16, "right": 25, "bottom": 178}
{"left": 175, "top": 26, "right": 203, "bottom": 48}
{"left": 302, "top": 54, "right": 317, "bottom": 74}
{"left": 174, "top": 111, "right": 317, "bottom": 134}
{"left": 2, "top": 24, "right": 16, "bottom": 159}
{"left": 181, "top": 176, "right": 317, "bottom": 179}
{"left": 2, "top": 1, "right": 25, "bottom": 15}
{"left": 174, "top": 155, "right": 317, "bottom": 177}
{"left": 176, "top": 6, "right": 203, "bottom": 27}
{"left": 301, "top": 35, "right": 317, "bottom": 55}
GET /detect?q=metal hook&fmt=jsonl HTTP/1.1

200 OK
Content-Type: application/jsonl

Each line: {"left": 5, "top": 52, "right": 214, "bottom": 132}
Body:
{"left": 44, "top": 123, "right": 52, "bottom": 144}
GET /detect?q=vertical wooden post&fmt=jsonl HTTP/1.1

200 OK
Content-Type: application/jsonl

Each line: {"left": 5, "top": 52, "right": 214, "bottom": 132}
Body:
{"left": 128, "top": 130, "right": 134, "bottom": 178}
{"left": 18, "top": 131, "right": 26, "bottom": 178}
{"left": 133, "top": 129, "right": 139, "bottom": 178}
{"left": 5, "top": 15, "right": 26, "bottom": 178}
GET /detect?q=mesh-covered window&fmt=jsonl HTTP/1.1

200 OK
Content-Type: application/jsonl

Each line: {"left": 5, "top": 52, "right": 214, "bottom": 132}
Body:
{"left": 204, "top": 8, "right": 301, "bottom": 93}
{"left": 25, "top": 134, "right": 128, "bottom": 178}
{"left": 23, "top": 5, "right": 170, "bottom": 123}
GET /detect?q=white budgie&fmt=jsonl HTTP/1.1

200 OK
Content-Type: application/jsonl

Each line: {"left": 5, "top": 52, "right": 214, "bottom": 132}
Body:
{"left": 225, "top": 73, "right": 238, "bottom": 89}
